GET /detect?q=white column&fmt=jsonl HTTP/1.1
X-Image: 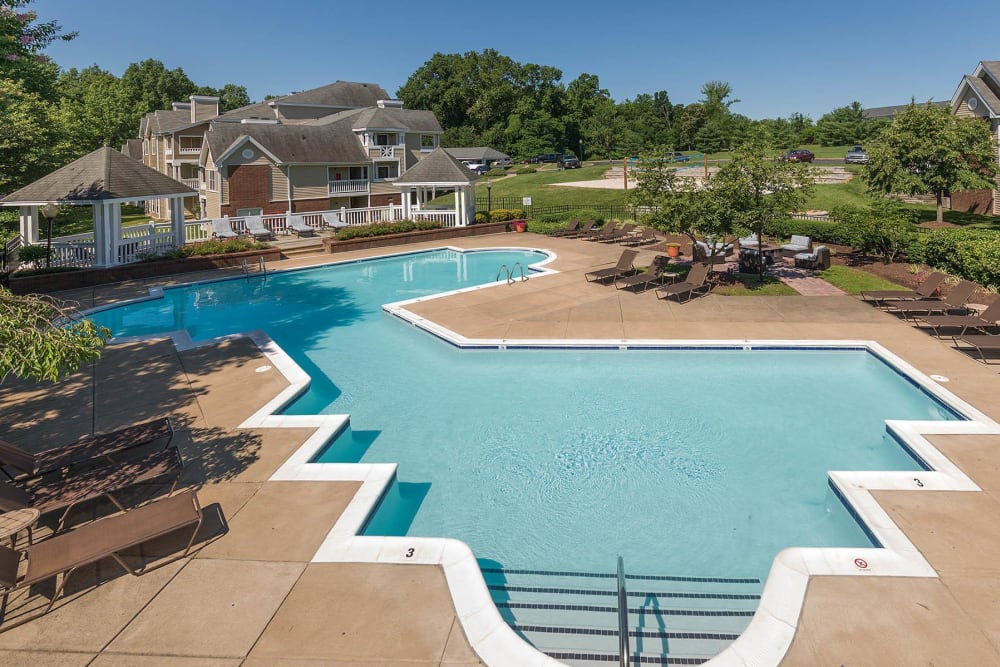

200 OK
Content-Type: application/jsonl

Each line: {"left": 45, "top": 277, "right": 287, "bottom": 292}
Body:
{"left": 92, "top": 204, "right": 109, "bottom": 266}
{"left": 108, "top": 202, "right": 123, "bottom": 265}
{"left": 401, "top": 186, "right": 411, "bottom": 219}
{"left": 455, "top": 188, "right": 463, "bottom": 226}
{"left": 19, "top": 206, "right": 39, "bottom": 243}
{"left": 170, "top": 197, "right": 185, "bottom": 247}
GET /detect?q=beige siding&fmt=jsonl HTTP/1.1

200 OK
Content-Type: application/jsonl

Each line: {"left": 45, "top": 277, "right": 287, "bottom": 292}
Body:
{"left": 955, "top": 100, "right": 974, "bottom": 118}
{"left": 204, "top": 186, "right": 220, "bottom": 218}
{"left": 288, "top": 165, "right": 328, "bottom": 200}
{"left": 227, "top": 144, "right": 273, "bottom": 167}
{"left": 370, "top": 182, "right": 397, "bottom": 196}
{"left": 270, "top": 165, "right": 289, "bottom": 202}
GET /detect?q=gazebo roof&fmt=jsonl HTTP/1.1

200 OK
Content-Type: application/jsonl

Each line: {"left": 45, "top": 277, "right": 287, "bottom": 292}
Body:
{"left": 1, "top": 146, "right": 195, "bottom": 205}
{"left": 394, "top": 148, "right": 479, "bottom": 186}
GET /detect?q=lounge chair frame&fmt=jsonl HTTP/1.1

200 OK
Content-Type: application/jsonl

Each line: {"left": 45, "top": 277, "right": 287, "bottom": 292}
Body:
{"left": 953, "top": 334, "right": 1000, "bottom": 364}
{"left": 287, "top": 214, "right": 315, "bottom": 237}
{"left": 655, "top": 263, "right": 712, "bottom": 303}
{"left": 584, "top": 249, "right": 639, "bottom": 283}
{"left": 887, "top": 280, "right": 977, "bottom": 320}
{"left": 861, "top": 272, "right": 947, "bottom": 307}
{"left": 915, "top": 300, "right": 1000, "bottom": 337}
{"left": 244, "top": 215, "right": 273, "bottom": 241}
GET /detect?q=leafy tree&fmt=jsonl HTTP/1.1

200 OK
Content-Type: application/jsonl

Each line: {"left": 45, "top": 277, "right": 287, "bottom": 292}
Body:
{"left": 213, "top": 83, "right": 250, "bottom": 112}
{"left": 833, "top": 198, "right": 916, "bottom": 264}
{"left": 863, "top": 102, "right": 999, "bottom": 223}
{"left": 814, "top": 101, "right": 867, "bottom": 146}
{"left": 0, "top": 77, "right": 62, "bottom": 192}
{"left": 677, "top": 103, "right": 707, "bottom": 150}
{"left": 695, "top": 120, "right": 727, "bottom": 153}
{"left": 711, "top": 129, "right": 814, "bottom": 281}
{"left": 120, "top": 59, "right": 199, "bottom": 116}
{"left": 0, "top": 287, "right": 109, "bottom": 383}
{"left": 55, "top": 65, "right": 135, "bottom": 155}
{"left": 700, "top": 80, "right": 739, "bottom": 119}
{"left": 0, "top": 0, "right": 74, "bottom": 100}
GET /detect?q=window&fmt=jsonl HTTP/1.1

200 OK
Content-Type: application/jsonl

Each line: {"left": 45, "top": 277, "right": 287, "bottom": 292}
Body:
{"left": 236, "top": 208, "right": 262, "bottom": 217}
{"left": 207, "top": 169, "right": 217, "bottom": 191}
{"left": 420, "top": 134, "right": 436, "bottom": 151}
{"left": 375, "top": 162, "right": 399, "bottom": 180}
{"left": 374, "top": 133, "right": 397, "bottom": 146}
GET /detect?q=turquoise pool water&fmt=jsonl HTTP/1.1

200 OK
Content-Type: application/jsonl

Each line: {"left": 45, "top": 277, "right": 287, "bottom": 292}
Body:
{"left": 90, "top": 248, "right": 958, "bottom": 579}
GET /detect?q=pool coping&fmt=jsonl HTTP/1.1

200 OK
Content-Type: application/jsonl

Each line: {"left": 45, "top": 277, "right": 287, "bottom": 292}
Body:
{"left": 88, "top": 246, "right": 1000, "bottom": 667}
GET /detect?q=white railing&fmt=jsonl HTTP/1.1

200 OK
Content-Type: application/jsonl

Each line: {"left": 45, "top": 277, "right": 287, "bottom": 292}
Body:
{"left": 178, "top": 146, "right": 201, "bottom": 155}
{"left": 328, "top": 179, "right": 369, "bottom": 195}
{"left": 117, "top": 231, "right": 177, "bottom": 264}
{"left": 48, "top": 242, "right": 96, "bottom": 268}
{"left": 411, "top": 210, "right": 458, "bottom": 227}
{"left": 180, "top": 178, "right": 200, "bottom": 189}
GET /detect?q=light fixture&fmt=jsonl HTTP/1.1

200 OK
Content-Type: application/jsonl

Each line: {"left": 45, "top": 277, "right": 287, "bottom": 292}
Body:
{"left": 41, "top": 203, "right": 59, "bottom": 268}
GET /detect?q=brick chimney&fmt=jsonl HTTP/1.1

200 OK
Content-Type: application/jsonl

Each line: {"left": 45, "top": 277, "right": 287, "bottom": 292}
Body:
{"left": 189, "top": 95, "right": 220, "bottom": 123}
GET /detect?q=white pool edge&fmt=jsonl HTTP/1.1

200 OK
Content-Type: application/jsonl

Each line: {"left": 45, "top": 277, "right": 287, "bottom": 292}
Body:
{"left": 88, "top": 246, "right": 1000, "bottom": 667}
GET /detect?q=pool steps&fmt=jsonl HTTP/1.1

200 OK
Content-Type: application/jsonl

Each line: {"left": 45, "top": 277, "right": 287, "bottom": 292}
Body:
{"left": 482, "top": 567, "right": 762, "bottom": 664}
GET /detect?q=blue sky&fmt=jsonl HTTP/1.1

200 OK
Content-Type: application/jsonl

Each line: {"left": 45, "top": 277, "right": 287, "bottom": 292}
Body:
{"left": 33, "top": 0, "right": 1000, "bottom": 120}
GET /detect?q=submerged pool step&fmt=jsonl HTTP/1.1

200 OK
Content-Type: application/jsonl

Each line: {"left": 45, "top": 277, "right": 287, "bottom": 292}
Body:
{"left": 483, "top": 566, "right": 762, "bottom": 663}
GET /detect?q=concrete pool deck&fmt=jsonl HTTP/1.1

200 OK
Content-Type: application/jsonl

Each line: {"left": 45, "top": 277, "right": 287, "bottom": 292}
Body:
{"left": 1, "top": 231, "right": 999, "bottom": 665}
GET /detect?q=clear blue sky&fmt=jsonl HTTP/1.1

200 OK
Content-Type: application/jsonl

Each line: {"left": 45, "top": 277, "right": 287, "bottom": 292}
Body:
{"left": 33, "top": 0, "right": 1000, "bottom": 120}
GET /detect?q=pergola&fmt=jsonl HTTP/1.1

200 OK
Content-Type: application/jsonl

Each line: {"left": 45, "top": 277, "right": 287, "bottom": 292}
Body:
{"left": 393, "top": 148, "right": 479, "bottom": 225}
{"left": 0, "top": 147, "right": 195, "bottom": 267}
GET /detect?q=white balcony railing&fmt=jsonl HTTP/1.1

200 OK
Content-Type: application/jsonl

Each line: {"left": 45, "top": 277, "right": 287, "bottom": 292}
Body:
{"left": 178, "top": 146, "right": 201, "bottom": 155}
{"left": 328, "top": 178, "right": 369, "bottom": 195}
{"left": 179, "top": 178, "right": 200, "bottom": 190}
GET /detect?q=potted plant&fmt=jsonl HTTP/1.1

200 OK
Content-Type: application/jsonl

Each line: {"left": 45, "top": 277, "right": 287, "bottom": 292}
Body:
{"left": 665, "top": 242, "right": 681, "bottom": 258}
{"left": 511, "top": 220, "right": 527, "bottom": 233}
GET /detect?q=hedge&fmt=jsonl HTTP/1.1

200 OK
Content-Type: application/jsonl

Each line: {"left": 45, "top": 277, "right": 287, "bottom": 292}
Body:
{"left": 334, "top": 220, "right": 440, "bottom": 241}
{"left": 909, "top": 228, "right": 1000, "bottom": 289}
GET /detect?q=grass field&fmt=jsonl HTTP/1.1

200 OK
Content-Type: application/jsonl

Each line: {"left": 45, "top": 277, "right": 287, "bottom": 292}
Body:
{"left": 1, "top": 204, "right": 150, "bottom": 241}
{"left": 817, "top": 265, "right": 906, "bottom": 294}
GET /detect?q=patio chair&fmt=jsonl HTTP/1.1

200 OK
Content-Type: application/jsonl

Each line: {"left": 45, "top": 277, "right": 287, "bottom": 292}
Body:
{"left": 0, "top": 417, "right": 173, "bottom": 482}
{"left": 0, "top": 445, "right": 184, "bottom": 531}
{"left": 792, "top": 245, "right": 830, "bottom": 270}
{"left": 583, "top": 222, "right": 621, "bottom": 241}
{"left": 738, "top": 233, "right": 760, "bottom": 249}
{"left": 861, "top": 272, "right": 947, "bottom": 307}
{"left": 322, "top": 211, "right": 348, "bottom": 230}
{"left": 0, "top": 490, "right": 205, "bottom": 624}
{"left": 655, "top": 262, "right": 713, "bottom": 303}
{"left": 286, "top": 213, "right": 315, "bottom": 237}
{"left": 565, "top": 220, "right": 597, "bottom": 238}
{"left": 953, "top": 334, "right": 1000, "bottom": 364}
{"left": 888, "top": 280, "right": 978, "bottom": 320}
{"left": 781, "top": 235, "right": 812, "bottom": 258}
{"left": 244, "top": 215, "right": 272, "bottom": 241}
{"left": 621, "top": 227, "right": 658, "bottom": 247}
{"left": 550, "top": 219, "right": 580, "bottom": 237}
{"left": 598, "top": 224, "right": 636, "bottom": 243}
{"left": 210, "top": 217, "right": 238, "bottom": 239}
{"left": 584, "top": 249, "right": 639, "bottom": 283}
{"left": 614, "top": 256, "right": 678, "bottom": 291}
{"left": 693, "top": 240, "right": 734, "bottom": 264}
{"left": 913, "top": 300, "right": 1000, "bottom": 338}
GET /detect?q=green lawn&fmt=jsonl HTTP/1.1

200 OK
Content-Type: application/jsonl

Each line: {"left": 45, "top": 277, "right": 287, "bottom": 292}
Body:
{"left": 713, "top": 274, "right": 798, "bottom": 296}
{"left": 817, "top": 265, "right": 906, "bottom": 295}
{"left": 1, "top": 204, "right": 150, "bottom": 241}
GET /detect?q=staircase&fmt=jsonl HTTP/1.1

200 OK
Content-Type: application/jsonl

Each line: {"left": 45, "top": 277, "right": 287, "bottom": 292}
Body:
{"left": 482, "top": 566, "right": 762, "bottom": 666}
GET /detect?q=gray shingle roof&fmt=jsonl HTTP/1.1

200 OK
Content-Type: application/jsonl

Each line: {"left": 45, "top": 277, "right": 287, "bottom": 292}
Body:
{"left": 863, "top": 100, "right": 947, "bottom": 119}
{"left": 444, "top": 147, "right": 509, "bottom": 162}
{"left": 215, "top": 100, "right": 276, "bottom": 122}
{"left": 981, "top": 61, "right": 1000, "bottom": 83}
{"left": 280, "top": 81, "right": 389, "bottom": 107}
{"left": 394, "top": 148, "right": 478, "bottom": 185}
{"left": 1, "top": 147, "right": 195, "bottom": 204}
{"left": 149, "top": 109, "right": 192, "bottom": 134}
{"left": 204, "top": 122, "right": 368, "bottom": 165}
{"left": 964, "top": 75, "right": 1000, "bottom": 115}
{"left": 121, "top": 139, "right": 143, "bottom": 161}
{"left": 309, "top": 106, "right": 442, "bottom": 133}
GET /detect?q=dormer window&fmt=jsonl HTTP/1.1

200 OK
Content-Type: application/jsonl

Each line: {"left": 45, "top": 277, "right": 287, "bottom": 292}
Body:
{"left": 374, "top": 133, "right": 398, "bottom": 146}
{"left": 420, "top": 134, "right": 436, "bottom": 151}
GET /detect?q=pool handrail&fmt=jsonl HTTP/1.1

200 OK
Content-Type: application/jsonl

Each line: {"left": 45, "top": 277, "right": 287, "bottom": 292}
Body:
{"left": 617, "top": 555, "right": 630, "bottom": 667}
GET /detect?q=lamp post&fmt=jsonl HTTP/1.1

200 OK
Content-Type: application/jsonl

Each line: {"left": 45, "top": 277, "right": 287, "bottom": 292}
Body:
{"left": 579, "top": 138, "right": 584, "bottom": 163}
{"left": 485, "top": 179, "right": 492, "bottom": 216}
{"left": 41, "top": 203, "right": 59, "bottom": 268}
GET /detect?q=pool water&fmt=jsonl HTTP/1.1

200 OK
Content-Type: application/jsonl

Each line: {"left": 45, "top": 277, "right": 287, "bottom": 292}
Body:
{"left": 90, "top": 248, "right": 957, "bottom": 579}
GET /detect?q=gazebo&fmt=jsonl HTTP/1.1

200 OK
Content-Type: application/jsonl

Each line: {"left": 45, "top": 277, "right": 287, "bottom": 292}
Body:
{"left": 0, "top": 147, "right": 195, "bottom": 267}
{"left": 393, "top": 148, "right": 479, "bottom": 226}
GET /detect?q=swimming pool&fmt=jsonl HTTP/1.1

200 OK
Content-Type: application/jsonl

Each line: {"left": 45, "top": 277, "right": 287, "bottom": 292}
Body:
{"left": 89, "top": 246, "right": 958, "bottom": 580}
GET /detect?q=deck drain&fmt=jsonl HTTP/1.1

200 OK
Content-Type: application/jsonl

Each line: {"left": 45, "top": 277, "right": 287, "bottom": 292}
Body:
{"left": 255, "top": 365, "right": 273, "bottom": 373}
{"left": 929, "top": 374, "right": 949, "bottom": 382}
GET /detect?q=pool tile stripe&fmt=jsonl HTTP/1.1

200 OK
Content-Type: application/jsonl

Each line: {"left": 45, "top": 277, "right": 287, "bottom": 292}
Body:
{"left": 480, "top": 567, "right": 760, "bottom": 585}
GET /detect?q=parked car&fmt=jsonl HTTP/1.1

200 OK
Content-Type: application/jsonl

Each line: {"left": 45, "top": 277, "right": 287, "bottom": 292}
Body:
{"left": 467, "top": 163, "right": 490, "bottom": 175}
{"left": 844, "top": 145, "right": 868, "bottom": 164}
{"left": 519, "top": 156, "right": 540, "bottom": 164}
{"left": 538, "top": 153, "right": 562, "bottom": 163}
{"left": 783, "top": 149, "right": 815, "bottom": 163}
{"left": 492, "top": 157, "right": 512, "bottom": 168}
{"left": 559, "top": 154, "right": 581, "bottom": 169}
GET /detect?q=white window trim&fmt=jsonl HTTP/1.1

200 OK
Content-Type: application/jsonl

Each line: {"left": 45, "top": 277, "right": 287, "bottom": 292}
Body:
{"left": 373, "top": 160, "right": 400, "bottom": 182}
{"left": 419, "top": 134, "right": 437, "bottom": 151}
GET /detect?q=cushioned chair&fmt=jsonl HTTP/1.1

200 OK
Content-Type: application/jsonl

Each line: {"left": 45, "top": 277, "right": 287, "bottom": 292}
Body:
{"left": 694, "top": 240, "right": 734, "bottom": 264}
{"left": 244, "top": 215, "right": 272, "bottom": 241}
{"left": 210, "top": 217, "right": 238, "bottom": 239}
{"left": 287, "top": 214, "right": 315, "bottom": 237}
{"left": 781, "top": 235, "right": 812, "bottom": 257}
{"left": 738, "top": 233, "right": 760, "bottom": 249}
{"left": 793, "top": 245, "right": 830, "bottom": 270}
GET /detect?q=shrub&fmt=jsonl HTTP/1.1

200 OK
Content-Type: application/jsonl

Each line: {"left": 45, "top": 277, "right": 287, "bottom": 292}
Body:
{"left": 768, "top": 219, "right": 856, "bottom": 246}
{"left": 914, "top": 228, "right": 1000, "bottom": 288}
{"left": 515, "top": 167, "right": 537, "bottom": 175}
{"left": 17, "top": 245, "right": 48, "bottom": 264}
{"left": 486, "top": 168, "right": 507, "bottom": 177}
{"left": 487, "top": 208, "right": 526, "bottom": 222}
{"left": 165, "top": 238, "right": 270, "bottom": 259}
{"left": 12, "top": 265, "right": 80, "bottom": 277}
{"left": 832, "top": 201, "right": 917, "bottom": 264}
{"left": 473, "top": 212, "right": 491, "bottom": 224}
{"left": 334, "top": 220, "right": 440, "bottom": 241}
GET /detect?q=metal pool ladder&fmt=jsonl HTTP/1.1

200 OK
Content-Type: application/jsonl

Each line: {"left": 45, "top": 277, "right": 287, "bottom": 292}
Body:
{"left": 617, "top": 555, "right": 631, "bottom": 667}
{"left": 496, "top": 262, "right": 528, "bottom": 286}
{"left": 242, "top": 255, "right": 267, "bottom": 281}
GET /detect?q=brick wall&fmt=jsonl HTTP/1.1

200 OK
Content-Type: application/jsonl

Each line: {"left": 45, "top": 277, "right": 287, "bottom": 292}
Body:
{"left": 950, "top": 188, "right": 995, "bottom": 214}
{"left": 370, "top": 193, "right": 401, "bottom": 206}
{"left": 225, "top": 164, "right": 269, "bottom": 213}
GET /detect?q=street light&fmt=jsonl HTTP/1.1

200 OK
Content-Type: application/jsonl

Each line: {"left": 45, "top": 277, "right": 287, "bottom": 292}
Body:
{"left": 579, "top": 138, "right": 584, "bottom": 162}
{"left": 485, "top": 179, "right": 492, "bottom": 216}
{"left": 41, "top": 202, "right": 59, "bottom": 268}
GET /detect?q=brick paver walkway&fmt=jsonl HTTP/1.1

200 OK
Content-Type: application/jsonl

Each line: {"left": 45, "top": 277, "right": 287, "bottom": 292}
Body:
{"left": 770, "top": 263, "right": 846, "bottom": 296}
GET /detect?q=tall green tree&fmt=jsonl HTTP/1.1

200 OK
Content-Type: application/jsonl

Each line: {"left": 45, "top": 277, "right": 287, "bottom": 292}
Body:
{"left": 711, "top": 129, "right": 814, "bottom": 281}
{"left": 0, "top": 0, "right": 74, "bottom": 100}
{"left": 120, "top": 59, "right": 199, "bottom": 116}
{"left": 814, "top": 101, "right": 867, "bottom": 146}
{"left": 863, "top": 102, "right": 999, "bottom": 223}
{"left": 55, "top": 65, "right": 136, "bottom": 156}
{"left": 0, "top": 77, "right": 61, "bottom": 192}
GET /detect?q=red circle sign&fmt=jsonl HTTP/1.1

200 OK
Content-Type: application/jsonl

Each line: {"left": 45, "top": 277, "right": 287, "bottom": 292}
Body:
{"left": 854, "top": 558, "right": 869, "bottom": 569}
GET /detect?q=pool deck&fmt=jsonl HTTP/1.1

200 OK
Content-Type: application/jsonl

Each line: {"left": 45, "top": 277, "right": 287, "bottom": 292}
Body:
{"left": 1, "top": 231, "right": 1000, "bottom": 665}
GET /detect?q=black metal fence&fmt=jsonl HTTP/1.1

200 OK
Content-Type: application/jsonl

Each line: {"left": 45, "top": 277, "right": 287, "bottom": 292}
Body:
{"left": 474, "top": 198, "right": 637, "bottom": 221}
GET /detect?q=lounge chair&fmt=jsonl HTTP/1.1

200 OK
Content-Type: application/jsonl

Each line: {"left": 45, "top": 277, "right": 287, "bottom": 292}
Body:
{"left": 888, "top": 280, "right": 978, "bottom": 320}
{"left": 584, "top": 249, "right": 639, "bottom": 283}
{"left": 565, "top": 220, "right": 597, "bottom": 238}
{"left": 861, "top": 272, "right": 947, "bottom": 306}
{"left": 210, "top": 217, "right": 238, "bottom": 239}
{"left": 583, "top": 223, "right": 620, "bottom": 241}
{"left": 244, "top": 215, "right": 272, "bottom": 241}
{"left": 781, "top": 235, "right": 812, "bottom": 257}
{"left": 550, "top": 219, "right": 580, "bottom": 237}
{"left": 0, "top": 417, "right": 173, "bottom": 482}
{"left": 598, "top": 224, "right": 636, "bottom": 243}
{"left": 0, "top": 490, "right": 204, "bottom": 623}
{"left": 953, "top": 334, "right": 1000, "bottom": 364}
{"left": 655, "top": 263, "right": 712, "bottom": 303}
{"left": 792, "top": 245, "right": 831, "bottom": 270}
{"left": 322, "top": 211, "right": 348, "bottom": 230}
{"left": 621, "top": 227, "right": 658, "bottom": 247}
{"left": 914, "top": 300, "right": 1000, "bottom": 337}
{"left": 0, "top": 445, "right": 184, "bottom": 530}
{"left": 286, "top": 213, "right": 315, "bottom": 237}
{"left": 614, "top": 256, "right": 678, "bottom": 291}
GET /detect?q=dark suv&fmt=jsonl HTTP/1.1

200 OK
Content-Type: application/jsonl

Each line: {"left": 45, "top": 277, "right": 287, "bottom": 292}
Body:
{"left": 559, "top": 154, "right": 581, "bottom": 169}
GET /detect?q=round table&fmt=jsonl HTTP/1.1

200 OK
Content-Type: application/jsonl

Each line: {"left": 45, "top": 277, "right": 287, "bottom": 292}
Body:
{"left": 0, "top": 508, "right": 40, "bottom": 548}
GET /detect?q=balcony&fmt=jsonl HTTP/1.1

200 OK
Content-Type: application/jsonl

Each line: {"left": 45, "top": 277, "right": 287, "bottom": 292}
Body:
{"left": 328, "top": 179, "right": 369, "bottom": 195}
{"left": 178, "top": 146, "right": 202, "bottom": 155}
{"left": 179, "top": 178, "right": 200, "bottom": 190}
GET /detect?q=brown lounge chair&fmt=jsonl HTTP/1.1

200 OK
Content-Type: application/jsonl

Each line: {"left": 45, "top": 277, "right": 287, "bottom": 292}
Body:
{"left": 621, "top": 227, "right": 658, "bottom": 247}
{"left": 953, "top": 334, "right": 1000, "bottom": 364}
{"left": 550, "top": 219, "right": 580, "bottom": 237}
{"left": 598, "top": 224, "right": 636, "bottom": 243}
{"left": 0, "top": 445, "right": 184, "bottom": 530}
{"left": 564, "top": 220, "right": 596, "bottom": 238}
{"left": 655, "top": 263, "right": 712, "bottom": 303}
{"left": 887, "top": 280, "right": 977, "bottom": 320}
{"left": 584, "top": 249, "right": 639, "bottom": 283}
{"left": 584, "top": 223, "right": 622, "bottom": 241}
{"left": 861, "top": 272, "right": 947, "bottom": 307}
{"left": 0, "top": 490, "right": 204, "bottom": 624}
{"left": 614, "top": 256, "right": 678, "bottom": 292}
{"left": 914, "top": 300, "right": 1000, "bottom": 337}
{"left": 0, "top": 418, "right": 173, "bottom": 482}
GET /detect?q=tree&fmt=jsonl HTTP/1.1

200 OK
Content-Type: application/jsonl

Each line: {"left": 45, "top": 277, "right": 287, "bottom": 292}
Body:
{"left": 700, "top": 80, "right": 739, "bottom": 119}
{"left": 120, "top": 59, "right": 199, "bottom": 116}
{"left": 0, "top": 287, "right": 109, "bottom": 383}
{"left": 55, "top": 66, "right": 136, "bottom": 156}
{"left": 814, "top": 101, "right": 867, "bottom": 146}
{"left": 711, "top": 129, "right": 814, "bottom": 282}
{"left": 0, "top": 0, "right": 74, "bottom": 100}
{"left": 0, "top": 77, "right": 62, "bottom": 192}
{"left": 214, "top": 83, "right": 250, "bottom": 112}
{"left": 863, "top": 102, "right": 999, "bottom": 223}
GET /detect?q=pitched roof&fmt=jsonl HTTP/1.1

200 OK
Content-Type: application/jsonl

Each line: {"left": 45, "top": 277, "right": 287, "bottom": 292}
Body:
{"left": 148, "top": 108, "right": 192, "bottom": 134}
{"left": 981, "top": 61, "right": 1000, "bottom": 83}
{"left": 863, "top": 100, "right": 948, "bottom": 119}
{"left": 215, "top": 100, "right": 276, "bottom": 123}
{"left": 204, "top": 122, "right": 368, "bottom": 165}
{"left": 1, "top": 147, "right": 195, "bottom": 204}
{"left": 309, "top": 106, "right": 442, "bottom": 133}
{"left": 444, "top": 147, "right": 509, "bottom": 162}
{"left": 121, "top": 139, "right": 143, "bottom": 161}
{"left": 279, "top": 81, "right": 389, "bottom": 108}
{"left": 394, "top": 148, "right": 478, "bottom": 185}
{"left": 964, "top": 75, "right": 1000, "bottom": 115}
